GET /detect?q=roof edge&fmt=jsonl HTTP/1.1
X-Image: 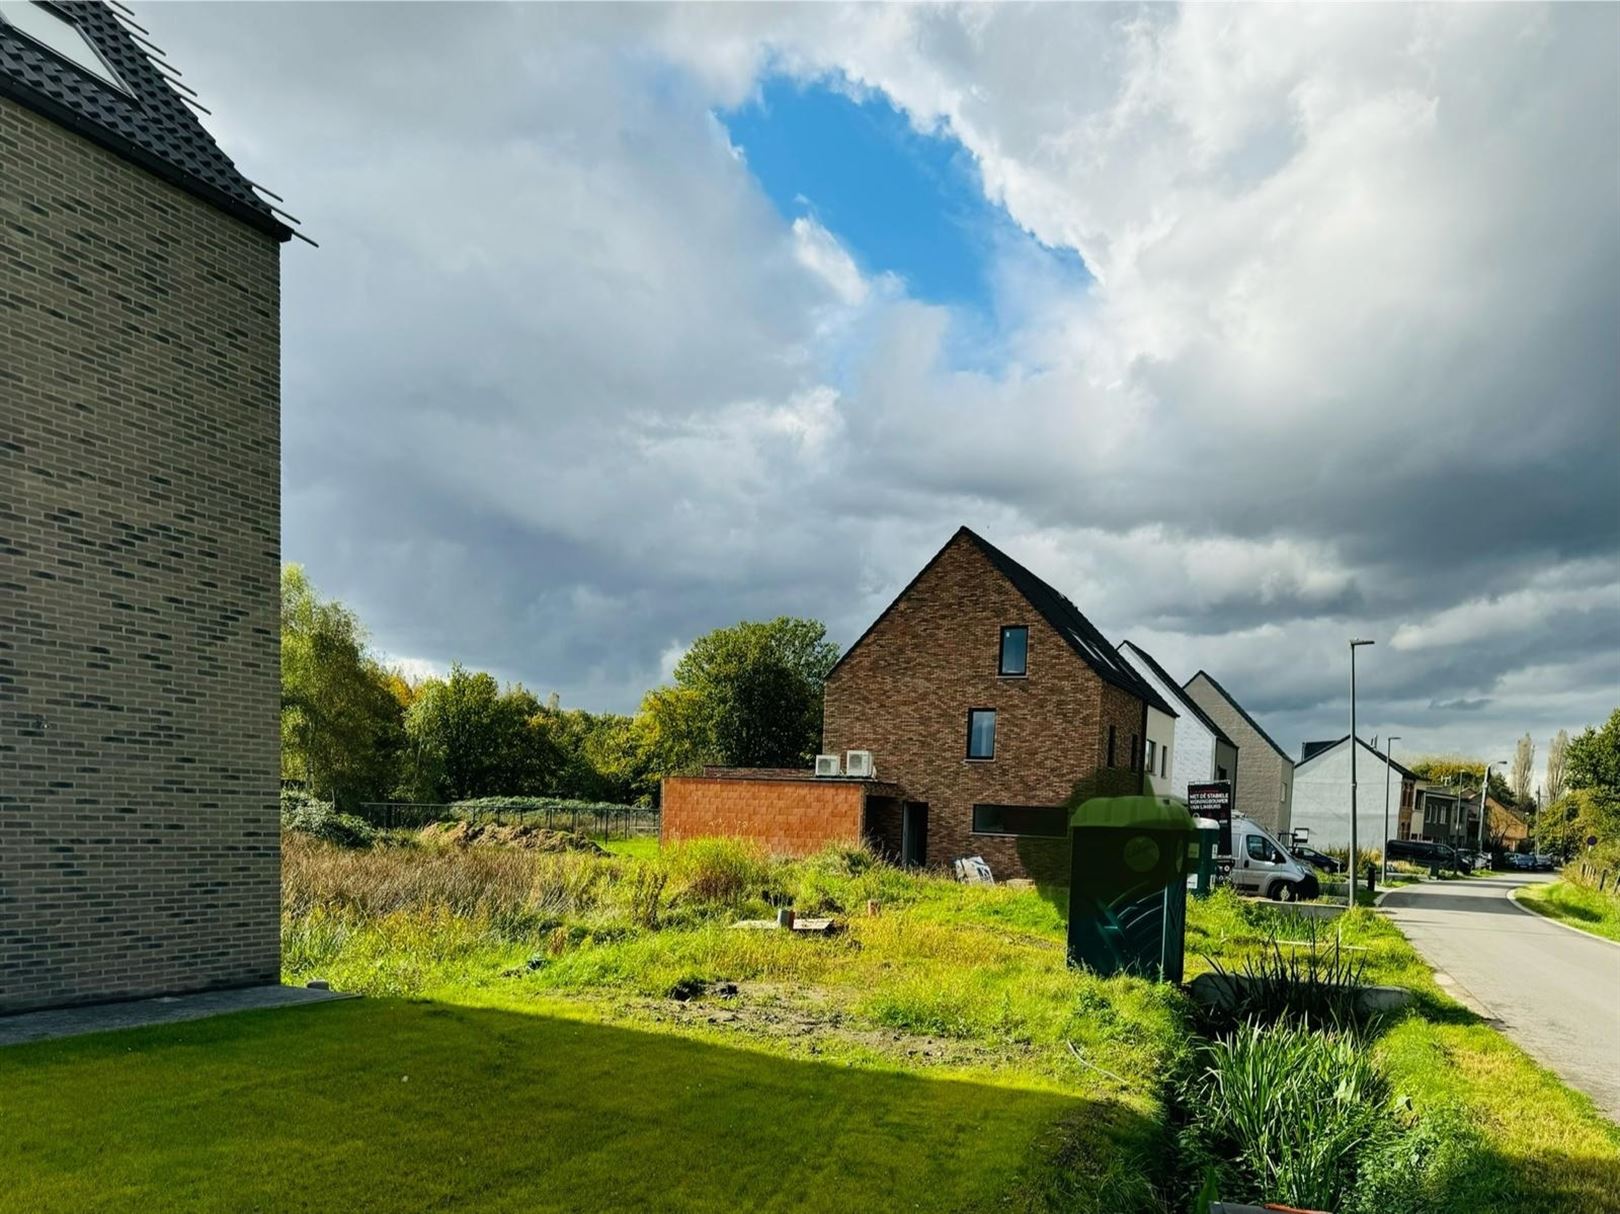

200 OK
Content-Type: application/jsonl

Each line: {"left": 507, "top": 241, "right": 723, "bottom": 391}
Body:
{"left": 1185, "top": 668, "right": 1292, "bottom": 763}
{"left": 0, "top": 76, "right": 292, "bottom": 241}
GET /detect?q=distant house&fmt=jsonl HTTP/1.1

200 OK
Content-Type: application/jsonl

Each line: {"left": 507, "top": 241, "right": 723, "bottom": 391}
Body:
{"left": 1119, "top": 641, "right": 1240, "bottom": 799}
{"left": 663, "top": 527, "right": 1175, "bottom": 879}
{"left": 1452, "top": 789, "right": 1531, "bottom": 853}
{"left": 1181, "top": 671, "right": 1295, "bottom": 834}
{"left": 2, "top": 2, "right": 291, "bottom": 1011}
{"left": 1409, "top": 786, "right": 1465, "bottom": 847}
{"left": 1290, "top": 736, "right": 1417, "bottom": 850}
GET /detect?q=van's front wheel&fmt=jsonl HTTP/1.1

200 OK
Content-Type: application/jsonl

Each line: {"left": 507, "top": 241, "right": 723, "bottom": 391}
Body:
{"left": 1271, "top": 881, "right": 1298, "bottom": 902}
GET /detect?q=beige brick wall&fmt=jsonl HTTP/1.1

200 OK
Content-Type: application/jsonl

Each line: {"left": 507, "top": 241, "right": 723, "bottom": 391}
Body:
{"left": 661, "top": 777, "right": 866, "bottom": 857}
{"left": 0, "top": 97, "right": 281, "bottom": 1011}
{"left": 822, "top": 533, "right": 1144, "bottom": 881}
{"left": 1182, "top": 673, "right": 1295, "bottom": 835}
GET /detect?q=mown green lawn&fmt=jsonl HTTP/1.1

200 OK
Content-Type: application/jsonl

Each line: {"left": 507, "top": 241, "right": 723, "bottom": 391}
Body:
{"left": 0, "top": 998, "right": 1113, "bottom": 1214}
{"left": 1515, "top": 879, "right": 1620, "bottom": 944}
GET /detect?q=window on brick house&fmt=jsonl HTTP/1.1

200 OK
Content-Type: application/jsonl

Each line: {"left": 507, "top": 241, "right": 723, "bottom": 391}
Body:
{"left": 998, "top": 626, "right": 1028, "bottom": 676}
{"left": 966, "top": 709, "right": 997, "bottom": 759}
{"left": 972, "top": 804, "right": 1066, "bottom": 838}
{"left": 1129, "top": 734, "right": 1139, "bottom": 771}
{"left": 1107, "top": 725, "right": 1116, "bottom": 767}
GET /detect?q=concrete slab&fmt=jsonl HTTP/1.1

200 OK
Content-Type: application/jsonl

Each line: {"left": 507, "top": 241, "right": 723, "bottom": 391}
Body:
{"left": 0, "top": 984, "right": 351, "bottom": 1048}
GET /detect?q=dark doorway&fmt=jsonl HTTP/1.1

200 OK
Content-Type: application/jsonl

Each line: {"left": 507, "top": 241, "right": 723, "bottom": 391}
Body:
{"left": 901, "top": 802, "right": 928, "bottom": 868}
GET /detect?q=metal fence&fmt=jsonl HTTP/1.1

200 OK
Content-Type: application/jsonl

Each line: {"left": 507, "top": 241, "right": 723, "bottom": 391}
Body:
{"left": 355, "top": 801, "right": 660, "bottom": 839}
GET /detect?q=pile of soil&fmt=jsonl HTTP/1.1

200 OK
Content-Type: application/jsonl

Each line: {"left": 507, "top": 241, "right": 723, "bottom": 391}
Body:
{"left": 419, "top": 820, "right": 605, "bottom": 854}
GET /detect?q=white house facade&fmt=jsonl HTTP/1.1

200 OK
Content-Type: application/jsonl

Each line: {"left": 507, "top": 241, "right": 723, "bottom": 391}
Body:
{"left": 1119, "top": 641, "right": 1239, "bottom": 800}
{"left": 1291, "top": 736, "right": 1414, "bottom": 850}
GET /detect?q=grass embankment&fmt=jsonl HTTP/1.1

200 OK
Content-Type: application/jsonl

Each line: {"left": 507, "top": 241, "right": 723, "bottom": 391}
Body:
{"left": 3, "top": 839, "right": 1617, "bottom": 1213}
{"left": 1187, "top": 890, "right": 1620, "bottom": 1213}
{"left": 1515, "top": 879, "right": 1620, "bottom": 944}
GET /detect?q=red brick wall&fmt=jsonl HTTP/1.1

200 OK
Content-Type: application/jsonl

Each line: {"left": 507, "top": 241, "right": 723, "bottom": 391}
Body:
{"left": 661, "top": 777, "right": 866, "bottom": 857}
{"left": 822, "top": 533, "right": 1142, "bottom": 880}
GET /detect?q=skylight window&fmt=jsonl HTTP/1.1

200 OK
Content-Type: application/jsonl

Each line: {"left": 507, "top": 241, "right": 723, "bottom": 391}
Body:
{"left": 0, "top": 1, "right": 129, "bottom": 93}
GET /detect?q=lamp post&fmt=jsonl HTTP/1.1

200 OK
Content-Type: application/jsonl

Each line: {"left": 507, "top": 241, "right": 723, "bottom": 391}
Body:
{"left": 1348, "top": 638, "right": 1375, "bottom": 905}
{"left": 1382, "top": 735, "right": 1401, "bottom": 884}
{"left": 1478, "top": 759, "right": 1506, "bottom": 862}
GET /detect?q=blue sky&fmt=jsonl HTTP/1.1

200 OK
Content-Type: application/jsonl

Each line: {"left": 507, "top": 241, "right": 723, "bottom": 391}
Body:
{"left": 722, "top": 76, "right": 1087, "bottom": 320}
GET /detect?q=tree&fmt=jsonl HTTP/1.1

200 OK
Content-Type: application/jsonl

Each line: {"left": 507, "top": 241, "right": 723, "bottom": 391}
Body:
{"left": 1511, "top": 733, "right": 1535, "bottom": 807}
{"left": 399, "top": 665, "right": 562, "bottom": 802}
{"left": 280, "top": 565, "right": 404, "bottom": 807}
{"left": 1545, "top": 729, "right": 1570, "bottom": 803}
{"left": 646, "top": 617, "right": 842, "bottom": 771}
{"left": 1566, "top": 709, "right": 1620, "bottom": 800}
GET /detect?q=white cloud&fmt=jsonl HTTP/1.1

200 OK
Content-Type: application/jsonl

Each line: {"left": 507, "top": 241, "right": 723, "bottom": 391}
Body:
{"left": 144, "top": 2, "right": 1619, "bottom": 762}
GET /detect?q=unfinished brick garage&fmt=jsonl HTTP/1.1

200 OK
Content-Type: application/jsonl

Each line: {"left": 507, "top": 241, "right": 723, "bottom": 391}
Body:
{"left": 661, "top": 770, "right": 904, "bottom": 858}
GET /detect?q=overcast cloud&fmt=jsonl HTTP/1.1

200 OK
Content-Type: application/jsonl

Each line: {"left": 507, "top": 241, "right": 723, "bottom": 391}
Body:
{"left": 147, "top": 2, "right": 1619, "bottom": 773}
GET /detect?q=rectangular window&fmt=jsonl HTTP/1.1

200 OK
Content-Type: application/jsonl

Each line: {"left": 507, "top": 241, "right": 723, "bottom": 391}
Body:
{"left": 1145, "top": 739, "right": 1157, "bottom": 774}
{"left": 972, "top": 804, "right": 1067, "bottom": 838}
{"left": 1216, "top": 765, "right": 1228, "bottom": 781}
{"left": 1107, "top": 725, "right": 1117, "bottom": 767}
{"left": 1129, "top": 734, "right": 1139, "bottom": 771}
{"left": 966, "top": 709, "right": 997, "bottom": 759}
{"left": 1160, "top": 746, "right": 1169, "bottom": 777}
{"left": 998, "top": 625, "right": 1028, "bottom": 676}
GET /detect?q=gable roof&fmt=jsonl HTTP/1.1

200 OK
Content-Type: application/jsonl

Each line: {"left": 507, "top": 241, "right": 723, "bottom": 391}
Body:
{"left": 0, "top": 1, "right": 290, "bottom": 240}
{"left": 1184, "top": 668, "right": 1292, "bottom": 764}
{"left": 830, "top": 526, "right": 1177, "bottom": 716}
{"left": 1295, "top": 734, "right": 1419, "bottom": 781}
{"left": 1119, "top": 640, "right": 1235, "bottom": 748}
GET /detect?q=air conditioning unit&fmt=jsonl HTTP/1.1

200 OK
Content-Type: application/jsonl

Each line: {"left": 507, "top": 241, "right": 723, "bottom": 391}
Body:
{"left": 844, "top": 750, "right": 875, "bottom": 779}
{"left": 814, "top": 754, "right": 842, "bottom": 778}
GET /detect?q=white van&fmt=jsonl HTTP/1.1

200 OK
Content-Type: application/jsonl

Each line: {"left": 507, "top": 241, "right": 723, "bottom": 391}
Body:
{"left": 1227, "top": 816, "right": 1319, "bottom": 902}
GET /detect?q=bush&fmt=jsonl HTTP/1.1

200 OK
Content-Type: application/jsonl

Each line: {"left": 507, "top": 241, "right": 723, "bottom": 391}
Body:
{"left": 1199, "top": 915, "right": 1377, "bottom": 1033}
{"left": 1178, "top": 1021, "right": 1432, "bottom": 1212}
{"left": 281, "top": 789, "right": 377, "bottom": 848}
{"left": 663, "top": 837, "right": 774, "bottom": 905}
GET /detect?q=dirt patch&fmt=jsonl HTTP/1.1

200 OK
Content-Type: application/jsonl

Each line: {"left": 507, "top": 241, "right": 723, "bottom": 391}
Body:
{"left": 598, "top": 982, "right": 1018, "bottom": 1069}
{"left": 419, "top": 821, "right": 606, "bottom": 854}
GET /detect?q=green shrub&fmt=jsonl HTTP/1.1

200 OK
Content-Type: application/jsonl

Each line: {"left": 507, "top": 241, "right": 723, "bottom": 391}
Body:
{"left": 663, "top": 837, "right": 774, "bottom": 905}
{"left": 1178, "top": 1021, "right": 1423, "bottom": 1212}
{"left": 280, "top": 789, "right": 377, "bottom": 848}
{"left": 1200, "top": 915, "right": 1377, "bottom": 1033}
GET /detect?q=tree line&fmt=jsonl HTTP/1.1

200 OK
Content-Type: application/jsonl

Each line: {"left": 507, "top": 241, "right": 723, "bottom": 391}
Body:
{"left": 281, "top": 565, "right": 839, "bottom": 809}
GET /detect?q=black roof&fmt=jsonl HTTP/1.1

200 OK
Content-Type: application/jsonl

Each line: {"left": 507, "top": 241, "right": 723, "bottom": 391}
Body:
{"left": 1296, "top": 734, "right": 1419, "bottom": 780}
{"left": 0, "top": 2, "right": 289, "bottom": 240}
{"left": 1184, "top": 668, "right": 1293, "bottom": 764}
{"left": 1119, "top": 640, "right": 1236, "bottom": 748}
{"left": 831, "top": 526, "right": 1178, "bottom": 717}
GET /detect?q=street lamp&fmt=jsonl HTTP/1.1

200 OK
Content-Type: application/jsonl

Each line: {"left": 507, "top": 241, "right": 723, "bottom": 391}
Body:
{"left": 1382, "top": 735, "right": 1401, "bottom": 884}
{"left": 1348, "top": 638, "right": 1375, "bottom": 905}
{"left": 1478, "top": 759, "right": 1507, "bottom": 860}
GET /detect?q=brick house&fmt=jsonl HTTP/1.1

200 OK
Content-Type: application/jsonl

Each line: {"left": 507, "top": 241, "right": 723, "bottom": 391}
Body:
{"left": 2, "top": 3, "right": 291, "bottom": 1011}
{"left": 1181, "top": 671, "right": 1295, "bottom": 835}
{"left": 818, "top": 527, "right": 1175, "bottom": 880}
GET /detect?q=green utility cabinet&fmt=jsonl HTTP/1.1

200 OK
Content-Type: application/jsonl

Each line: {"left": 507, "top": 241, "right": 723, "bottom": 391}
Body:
{"left": 1066, "top": 796, "right": 1195, "bottom": 983}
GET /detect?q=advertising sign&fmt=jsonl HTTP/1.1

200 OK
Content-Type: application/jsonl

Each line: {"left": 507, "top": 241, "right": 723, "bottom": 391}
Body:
{"left": 1187, "top": 780, "right": 1233, "bottom": 854}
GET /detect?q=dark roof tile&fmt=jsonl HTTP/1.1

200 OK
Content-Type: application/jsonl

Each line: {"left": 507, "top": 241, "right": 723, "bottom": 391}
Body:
{"left": 0, "top": 1, "right": 289, "bottom": 239}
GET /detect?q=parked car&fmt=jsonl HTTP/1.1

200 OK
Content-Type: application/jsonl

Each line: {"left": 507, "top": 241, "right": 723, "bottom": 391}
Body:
{"left": 1506, "top": 853, "right": 1537, "bottom": 871}
{"left": 1228, "top": 817, "right": 1321, "bottom": 901}
{"left": 1532, "top": 854, "right": 1561, "bottom": 871}
{"left": 1385, "top": 838, "right": 1472, "bottom": 874}
{"left": 1287, "top": 844, "right": 1343, "bottom": 874}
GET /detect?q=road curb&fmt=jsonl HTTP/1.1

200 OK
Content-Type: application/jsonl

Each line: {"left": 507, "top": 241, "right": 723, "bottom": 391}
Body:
{"left": 1508, "top": 885, "right": 1620, "bottom": 951}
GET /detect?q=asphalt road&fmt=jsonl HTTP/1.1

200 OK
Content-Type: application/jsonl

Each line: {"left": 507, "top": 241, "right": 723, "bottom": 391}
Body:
{"left": 1381, "top": 872, "right": 1620, "bottom": 1122}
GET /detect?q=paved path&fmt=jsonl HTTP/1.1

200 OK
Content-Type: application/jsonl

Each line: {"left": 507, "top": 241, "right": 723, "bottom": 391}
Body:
{"left": 0, "top": 984, "right": 347, "bottom": 1047}
{"left": 1382, "top": 873, "right": 1620, "bottom": 1122}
